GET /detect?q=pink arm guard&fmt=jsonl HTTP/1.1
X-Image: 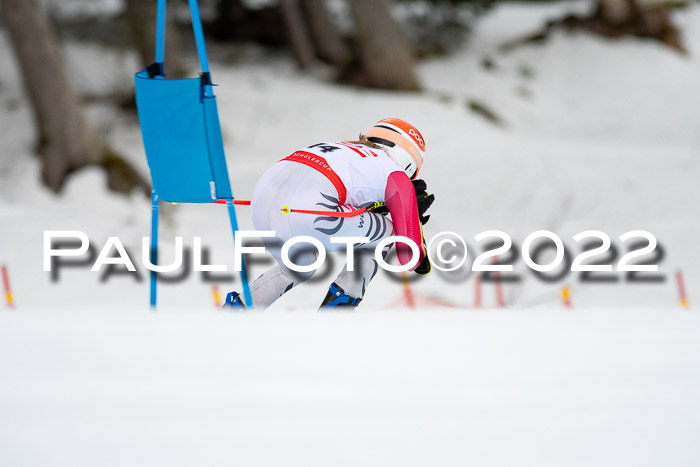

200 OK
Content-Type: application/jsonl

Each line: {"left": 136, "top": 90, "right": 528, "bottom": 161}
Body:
{"left": 384, "top": 171, "right": 426, "bottom": 271}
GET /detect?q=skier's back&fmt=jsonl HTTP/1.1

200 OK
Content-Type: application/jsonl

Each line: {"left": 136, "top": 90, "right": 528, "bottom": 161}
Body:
{"left": 225, "top": 118, "right": 434, "bottom": 309}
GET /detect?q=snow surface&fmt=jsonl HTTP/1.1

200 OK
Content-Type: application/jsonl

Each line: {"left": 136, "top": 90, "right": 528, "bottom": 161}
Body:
{"left": 1, "top": 308, "right": 699, "bottom": 467}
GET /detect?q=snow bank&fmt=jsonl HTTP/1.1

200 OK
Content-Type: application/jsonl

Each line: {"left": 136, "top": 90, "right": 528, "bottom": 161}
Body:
{"left": 1, "top": 308, "right": 699, "bottom": 466}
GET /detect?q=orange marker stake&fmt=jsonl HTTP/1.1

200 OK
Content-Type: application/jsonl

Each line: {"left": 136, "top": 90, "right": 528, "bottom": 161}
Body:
{"left": 561, "top": 285, "right": 572, "bottom": 308}
{"left": 401, "top": 272, "right": 415, "bottom": 309}
{"left": 212, "top": 285, "right": 222, "bottom": 308}
{"left": 1, "top": 265, "right": 14, "bottom": 309}
{"left": 676, "top": 271, "right": 689, "bottom": 309}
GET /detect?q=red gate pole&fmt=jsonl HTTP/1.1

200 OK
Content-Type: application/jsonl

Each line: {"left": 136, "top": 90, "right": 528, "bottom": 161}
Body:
{"left": 1, "top": 265, "right": 15, "bottom": 309}
{"left": 492, "top": 256, "right": 505, "bottom": 308}
{"left": 561, "top": 285, "right": 572, "bottom": 309}
{"left": 474, "top": 274, "right": 482, "bottom": 309}
{"left": 212, "top": 285, "right": 222, "bottom": 308}
{"left": 677, "top": 271, "right": 689, "bottom": 309}
{"left": 401, "top": 272, "right": 415, "bottom": 309}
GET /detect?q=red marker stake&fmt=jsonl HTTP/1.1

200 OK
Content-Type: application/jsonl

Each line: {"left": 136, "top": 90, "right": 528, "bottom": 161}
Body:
{"left": 212, "top": 285, "right": 222, "bottom": 308}
{"left": 494, "top": 272, "right": 505, "bottom": 308}
{"left": 561, "top": 286, "right": 572, "bottom": 309}
{"left": 474, "top": 275, "right": 482, "bottom": 309}
{"left": 492, "top": 256, "right": 505, "bottom": 308}
{"left": 1, "top": 265, "right": 15, "bottom": 309}
{"left": 401, "top": 272, "right": 415, "bottom": 309}
{"left": 677, "top": 271, "right": 689, "bottom": 309}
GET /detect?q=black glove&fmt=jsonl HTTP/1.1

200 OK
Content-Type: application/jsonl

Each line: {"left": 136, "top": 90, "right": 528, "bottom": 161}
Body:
{"left": 412, "top": 179, "right": 435, "bottom": 225}
{"left": 414, "top": 254, "right": 431, "bottom": 275}
{"left": 370, "top": 179, "right": 435, "bottom": 225}
{"left": 414, "top": 230, "right": 431, "bottom": 275}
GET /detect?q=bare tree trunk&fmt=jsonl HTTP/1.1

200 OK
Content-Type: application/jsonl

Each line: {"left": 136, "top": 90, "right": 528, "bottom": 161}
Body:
{"left": 1, "top": 0, "right": 147, "bottom": 194}
{"left": 280, "top": 0, "right": 315, "bottom": 69}
{"left": 597, "top": 0, "right": 635, "bottom": 26}
{"left": 207, "top": 0, "right": 287, "bottom": 45}
{"left": 596, "top": 0, "right": 684, "bottom": 51}
{"left": 125, "top": 0, "right": 186, "bottom": 77}
{"left": 502, "top": 0, "right": 684, "bottom": 54}
{"left": 348, "top": 0, "right": 420, "bottom": 91}
{"left": 300, "top": 0, "right": 350, "bottom": 67}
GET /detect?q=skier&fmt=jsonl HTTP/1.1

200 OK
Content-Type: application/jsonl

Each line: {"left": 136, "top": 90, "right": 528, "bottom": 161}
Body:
{"left": 225, "top": 118, "right": 435, "bottom": 309}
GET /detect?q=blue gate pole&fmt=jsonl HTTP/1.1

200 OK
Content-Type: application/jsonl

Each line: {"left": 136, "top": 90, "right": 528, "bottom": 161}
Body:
{"left": 155, "top": 0, "right": 166, "bottom": 64}
{"left": 150, "top": 190, "right": 160, "bottom": 309}
{"left": 188, "top": 0, "right": 214, "bottom": 97}
{"left": 226, "top": 200, "right": 253, "bottom": 307}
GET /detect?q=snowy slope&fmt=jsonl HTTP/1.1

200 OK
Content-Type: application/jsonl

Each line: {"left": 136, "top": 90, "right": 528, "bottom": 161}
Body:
{"left": 1, "top": 308, "right": 699, "bottom": 467}
{"left": 0, "top": 2, "right": 698, "bottom": 310}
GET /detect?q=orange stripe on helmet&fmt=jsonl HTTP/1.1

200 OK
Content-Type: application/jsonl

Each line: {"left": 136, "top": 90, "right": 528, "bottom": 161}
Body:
{"left": 377, "top": 118, "right": 426, "bottom": 152}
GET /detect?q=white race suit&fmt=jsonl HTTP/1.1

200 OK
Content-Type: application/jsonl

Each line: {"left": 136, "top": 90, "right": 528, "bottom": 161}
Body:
{"left": 248, "top": 141, "right": 424, "bottom": 308}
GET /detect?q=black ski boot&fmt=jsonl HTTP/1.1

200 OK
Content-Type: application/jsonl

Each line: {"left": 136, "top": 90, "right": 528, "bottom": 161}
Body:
{"left": 222, "top": 291, "right": 247, "bottom": 310}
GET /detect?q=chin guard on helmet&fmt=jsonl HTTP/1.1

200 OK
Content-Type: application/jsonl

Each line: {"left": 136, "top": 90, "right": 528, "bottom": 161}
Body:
{"left": 383, "top": 145, "right": 418, "bottom": 179}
